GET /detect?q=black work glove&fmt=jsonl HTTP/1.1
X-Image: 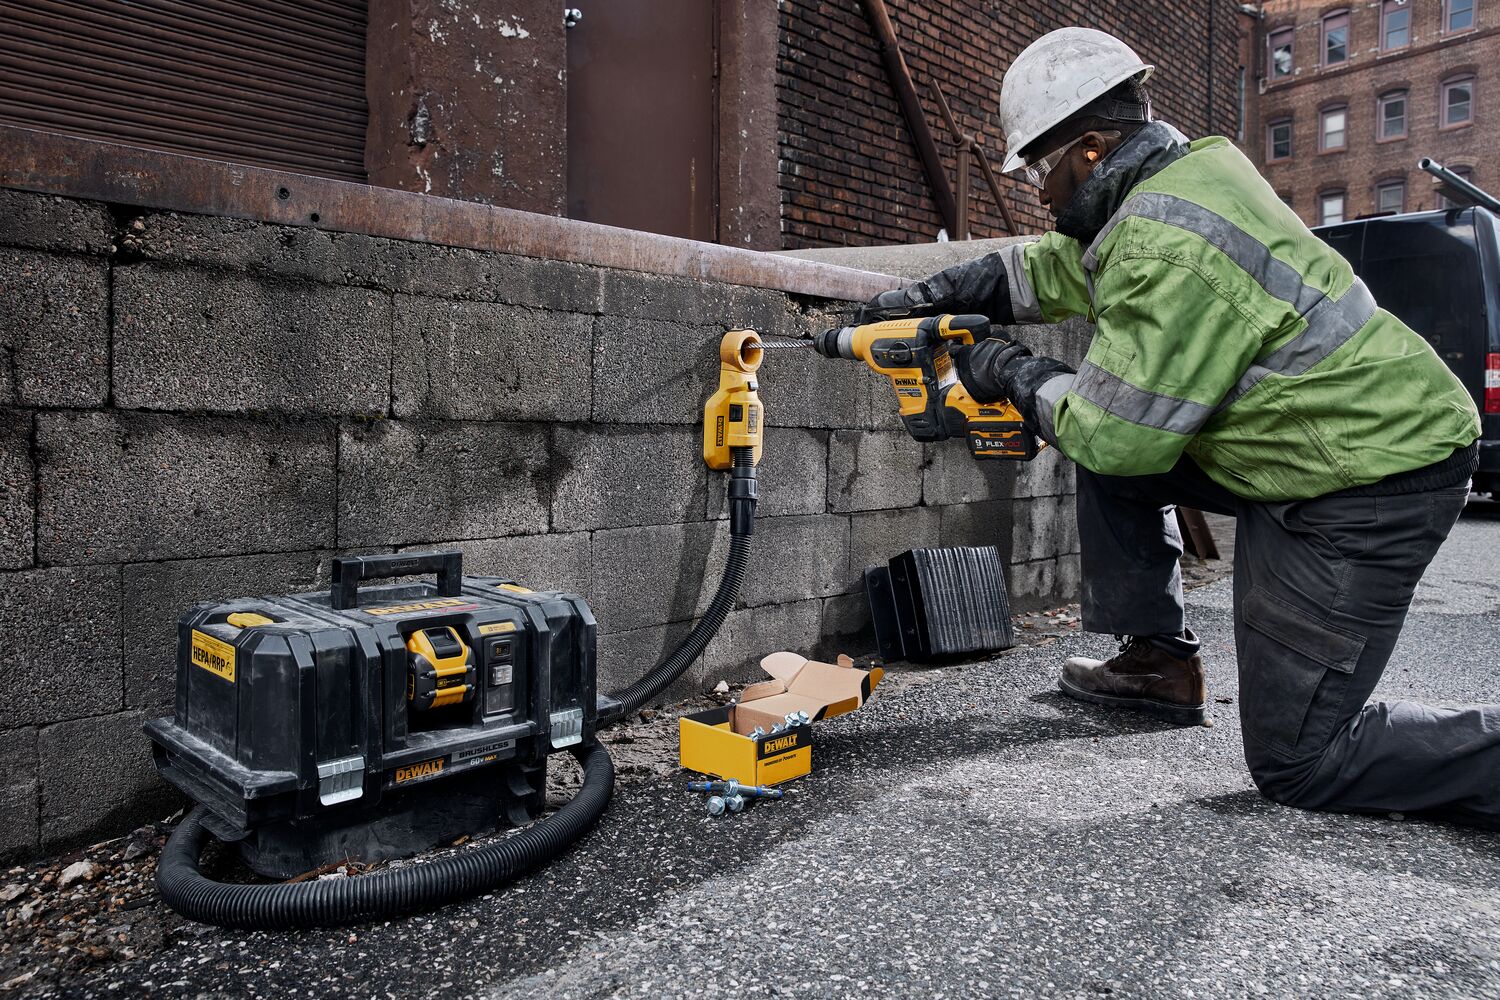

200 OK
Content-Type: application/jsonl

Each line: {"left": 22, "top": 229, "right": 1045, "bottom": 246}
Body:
{"left": 953, "top": 339, "right": 1075, "bottom": 430}
{"left": 858, "top": 252, "right": 1016, "bottom": 325}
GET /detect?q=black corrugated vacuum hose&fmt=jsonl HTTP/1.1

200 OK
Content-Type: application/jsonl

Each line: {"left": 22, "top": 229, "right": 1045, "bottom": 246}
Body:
{"left": 157, "top": 447, "right": 756, "bottom": 929}
{"left": 606, "top": 445, "right": 758, "bottom": 719}
{"left": 158, "top": 742, "right": 614, "bottom": 930}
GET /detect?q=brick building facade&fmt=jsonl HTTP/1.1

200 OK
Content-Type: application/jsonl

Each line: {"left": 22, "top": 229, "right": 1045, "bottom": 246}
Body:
{"left": 1247, "top": 0, "right": 1495, "bottom": 227}
{"left": 777, "top": 0, "right": 1247, "bottom": 246}
{"left": 0, "top": 1, "right": 1247, "bottom": 251}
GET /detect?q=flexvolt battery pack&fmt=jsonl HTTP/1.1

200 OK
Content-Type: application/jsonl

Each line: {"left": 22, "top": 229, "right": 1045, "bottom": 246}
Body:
{"left": 145, "top": 552, "right": 596, "bottom": 878}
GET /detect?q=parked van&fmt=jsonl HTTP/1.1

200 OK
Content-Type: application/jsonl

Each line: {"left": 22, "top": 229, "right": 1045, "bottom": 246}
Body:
{"left": 1316, "top": 205, "right": 1500, "bottom": 496}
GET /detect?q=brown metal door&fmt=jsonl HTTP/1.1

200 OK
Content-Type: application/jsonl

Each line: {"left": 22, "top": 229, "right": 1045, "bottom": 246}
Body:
{"left": 0, "top": 0, "right": 367, "bottom": 181}
{"left": 566, "top": 0, "right": 717, "bottom": 241}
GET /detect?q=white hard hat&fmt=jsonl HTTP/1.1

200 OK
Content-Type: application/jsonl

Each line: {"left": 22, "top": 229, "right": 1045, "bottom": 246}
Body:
{"left": 999, "top": 27, "right": 1155, "bottom": 174}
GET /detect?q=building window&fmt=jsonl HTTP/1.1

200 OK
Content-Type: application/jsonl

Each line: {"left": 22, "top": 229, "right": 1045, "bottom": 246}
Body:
{"left": 1323, "top": 11, "right": 1350, "bottom": 65}
{"left": 1321, "top": 191, "right": 1346, "bottom": 225}
{"left": 1269, "top": 27, "right": 1294, "bottom": 80}
{"left": 1267, "top": 118, "right": 1293, "bottom": 160}
{"left": 1443, "top": 76, "right": 1475, "bottom": 126}
{"left": 1438, "top": 166, "right": 1476, "bottom": 207}
{"left": 1378, "top": 90, "right": 1408, "bottom": 139}
{"left": 1447, "top": 0, "right": 1476, "bottom": 32}
{"left": 1320, "top": 106, "right": 1347, "bottom": 151}
{"left": 1377, "top": 180, "right": 1406, "bottom": 213}
{"left": 1382, "top": 0, "right": 1411, "bottom": 50}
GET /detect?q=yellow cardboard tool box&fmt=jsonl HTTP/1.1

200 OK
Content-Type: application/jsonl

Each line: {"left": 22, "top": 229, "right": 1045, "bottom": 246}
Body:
{"left": 679, "top": 651, "right": 883, "bottom": 786}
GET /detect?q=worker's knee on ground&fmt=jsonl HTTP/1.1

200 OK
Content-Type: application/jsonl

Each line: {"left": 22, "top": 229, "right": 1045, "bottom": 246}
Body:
{"left": 1243, "top": 745, "right": 1322, "bottom": 809}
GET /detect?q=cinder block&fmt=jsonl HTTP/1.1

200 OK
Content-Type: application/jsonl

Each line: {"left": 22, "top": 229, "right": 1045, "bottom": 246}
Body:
{"left": 757, "top": 344, "right": 869, "bottom": 430}
{"left": 1008, "top": 557, "right": 1062, "bottom": 612}
{"left": 820, "top": 592, "right": 874, "bottom": 658}
{"left": 828, "top": 430, "right": 924, "bottom": 513}
{"left": 407, "top": 531, "right": 592, "bottom": 596}
{"left": 726, "top": 513, "right": 850, "bottom": 607}
{"left": 38, "top": 411, "right": 336, "bottom": 564}
{"left": 857, "top": 367, "right": 914, "bottom": 433}
{"left": 939, "top": 499, "right": 1015, "bottom": 561}
{"left": 847, "top": 506, "right": 943, "bottom": 590}
{"left": 113, "top": 264, "right": 391, "bottom": 417}
{"left": 598, "top": 269, "right": 791, "bottom": 334}
{"left": 702, "top": 598, "right": 823, "bottom": 684}
{"left": 0, "top": 565, "right": 121, "bottom": 726}
{"left": 338, "top": 420, "right": 551, "bottom": 547}
{"left": 374, "top": 245, "right": 605, "bottom": 314}
{"left": 122, "top": 551, "right": 332, "bottom": 713}
{"left": 707, "top": 428, "right": 828, "bottom": 520}
{"left": 551, "top": 425, "right": 707, "bottom": 531}
{"left": 590, "top": 316, "right": 722, "bottom": 425}
{"left": 1056, "top": 551, "right": 1081, "bottom": 603}
{"left": 129, "top": 214, "right": 389, "bottom": 290}
{"left": 0, "top": 249, "right": 108, "bottom": 407}
{"left": 1012, "top": 444, "right": 1076, "bottom": 499}
{"left": 1010, "top": 493, "right": 1075, "bottom": 565}
{"left": 0, "top": 190, "right": 113, "bottom": 255}
{"left": 0, "top": 411, "right": 33, "bottom": 570}
{"left": 1011, "top": 317, "right": 1093, "bottom": 369}
{"left": 39, "top": 711, "right": 181, "bottom": 852}
{"left": 129, "top": 213, "right": 606, "bottom": 313}
{"left": 922, "top": 438, "right": 1019, "bottom": 505}
{"left": 392, "top": 297, "right": 592, "bottom": 421}
{"left": 595, "top": 619, "right": 703, "bottom": 707}
{"left": 1057, "top": 495, "right": 1081, "bottom": 556}
{"left": 0, "top": 727, "right": 38, "bottom": 860}
{"left": 589, "top": 522, "right": 721, "bottom": 633}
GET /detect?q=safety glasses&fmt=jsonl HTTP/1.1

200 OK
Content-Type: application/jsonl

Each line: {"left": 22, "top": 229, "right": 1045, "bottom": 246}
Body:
{"left": 1018, "top": 130, "right": 1119, "bottom": 189}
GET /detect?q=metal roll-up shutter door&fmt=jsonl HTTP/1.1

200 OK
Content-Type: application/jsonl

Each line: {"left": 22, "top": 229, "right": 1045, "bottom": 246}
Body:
{"left": 0, "top": 0, "right": 367, "bottom": 181}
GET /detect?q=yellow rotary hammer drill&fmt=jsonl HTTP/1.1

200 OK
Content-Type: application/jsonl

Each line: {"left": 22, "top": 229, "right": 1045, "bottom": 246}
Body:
{"left": 810, "top": 314, "right": 1039, "bottom": 461}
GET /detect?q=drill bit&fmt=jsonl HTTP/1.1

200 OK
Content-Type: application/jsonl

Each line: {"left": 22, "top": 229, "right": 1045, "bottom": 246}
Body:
{"left": 753, "top": 337, "right": 817, "bottom": 350}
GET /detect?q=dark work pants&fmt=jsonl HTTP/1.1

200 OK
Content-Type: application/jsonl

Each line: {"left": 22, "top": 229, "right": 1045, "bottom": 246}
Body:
{"left": 1077, "top": 457, "right": 1500, "bottom": 828}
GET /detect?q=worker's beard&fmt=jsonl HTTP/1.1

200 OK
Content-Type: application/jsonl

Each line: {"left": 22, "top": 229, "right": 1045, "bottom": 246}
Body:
{"left": 1054, "top": 121, "right": 1191, "bottom": 243}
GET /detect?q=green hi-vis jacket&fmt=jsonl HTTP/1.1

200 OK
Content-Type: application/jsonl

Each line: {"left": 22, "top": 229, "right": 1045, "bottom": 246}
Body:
{"left": 1013, "top": 136, "right": 1480, "bottom": 502}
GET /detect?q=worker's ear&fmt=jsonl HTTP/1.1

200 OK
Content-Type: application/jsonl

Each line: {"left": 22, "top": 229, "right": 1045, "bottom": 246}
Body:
{"left": 1081, "top": 131, "right": 1110, "bottom": 166}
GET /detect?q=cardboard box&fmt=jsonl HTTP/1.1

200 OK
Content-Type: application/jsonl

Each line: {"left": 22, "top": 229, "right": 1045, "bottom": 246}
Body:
{"left": 679, "top": 652, "right": 883, "bottom": 785}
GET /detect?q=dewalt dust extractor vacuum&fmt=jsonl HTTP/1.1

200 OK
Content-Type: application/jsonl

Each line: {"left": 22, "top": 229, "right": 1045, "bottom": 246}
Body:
{"left": 147, "top": 331, "right": 768, "bottom": 930}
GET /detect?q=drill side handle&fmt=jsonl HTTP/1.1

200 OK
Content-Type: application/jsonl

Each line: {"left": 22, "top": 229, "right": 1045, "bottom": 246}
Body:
{"left": 936, "top": 314, "right": 994, "bottom": 346}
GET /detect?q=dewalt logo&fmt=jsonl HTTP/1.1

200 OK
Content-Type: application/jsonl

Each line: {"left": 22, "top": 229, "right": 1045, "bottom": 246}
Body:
{"left": 394, "top": 759, "right": 445, "bottom": 784}
{"left": 763, "top": 734, "right": 798, "bottom": 754}
{"left": 366, "top": 598, "right": 475, "bottom": 617}
{"left": 894, "top": 377, "right": 921, "bottom": 386}
{"left": 715, "top": 415, "right": 725, "bottom": 448}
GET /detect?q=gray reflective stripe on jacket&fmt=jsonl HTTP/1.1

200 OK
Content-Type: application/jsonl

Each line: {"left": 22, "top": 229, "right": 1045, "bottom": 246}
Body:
{"left": 1076, "top": 190, "right": 1378, "bottom": 423}
{"left": 1033, "top": 374, "right": 1073, "bottom": 444}
{"left": 1216, "top": 280, "right": 1377, "bottom": 411}
{"left": 1082, "top": 193, "right": 1323, "bottom": 316}
{"left": 999, "top": 239, "right": 1042, "bottom": 322}
{"left": 1071, "top": 361, "right": 1214, "bottom": 436}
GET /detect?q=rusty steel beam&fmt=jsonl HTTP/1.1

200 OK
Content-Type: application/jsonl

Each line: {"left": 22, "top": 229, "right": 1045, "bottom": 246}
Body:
{"left": 0, "top": 125, "right": 905, "bottom": 302}
{"left": 929, "top": 77, "right": 1019, "bottom": 237}
{"left": 860, "top": 0, "right": 957, "bottom": 237}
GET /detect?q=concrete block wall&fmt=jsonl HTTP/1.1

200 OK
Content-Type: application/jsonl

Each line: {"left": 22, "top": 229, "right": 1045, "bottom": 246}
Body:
{"left": 0, "top": 190, "right": 1082, "bottom": 859}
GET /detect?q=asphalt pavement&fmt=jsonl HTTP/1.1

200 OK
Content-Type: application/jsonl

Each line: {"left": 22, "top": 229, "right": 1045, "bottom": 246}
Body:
{"left": 53, "top": 504, "right": 1500, "bottom": 1000}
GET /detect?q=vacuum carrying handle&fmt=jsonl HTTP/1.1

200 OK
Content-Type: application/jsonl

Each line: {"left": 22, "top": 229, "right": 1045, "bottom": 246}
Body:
{"left": 330, "top": 551, "right": 463, "bottom": 610}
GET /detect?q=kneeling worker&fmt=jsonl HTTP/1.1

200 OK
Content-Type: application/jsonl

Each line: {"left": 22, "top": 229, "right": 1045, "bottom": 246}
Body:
{"left": 862, "top": 27, "right": 1498, "bottom": 828}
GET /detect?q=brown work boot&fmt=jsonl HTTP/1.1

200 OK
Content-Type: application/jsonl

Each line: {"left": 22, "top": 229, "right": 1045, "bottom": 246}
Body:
{"left": 1058, "top": 630, "right": 1207, "bottom": 726}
